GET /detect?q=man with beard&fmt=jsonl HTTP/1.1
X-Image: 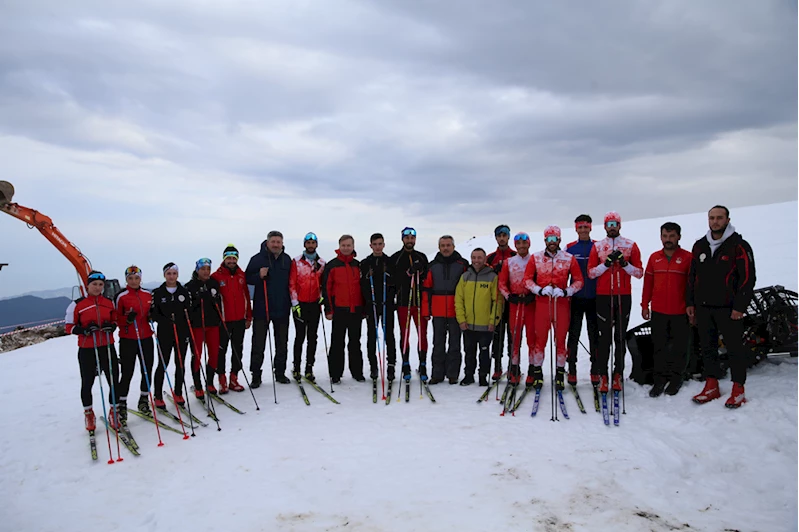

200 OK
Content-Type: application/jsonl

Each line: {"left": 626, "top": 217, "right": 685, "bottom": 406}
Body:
{"left": 389, "top": 227, "right": 430, "bottom": 382}
{"left": 687, "top": 206, "right": 756, "bottom": 408}
{"left": 498, "top": 233, "right": 536, "bottom": 386}
{"left": 486, "top": 224, "right": 516, "bottom": 380}
{"left": 565, "top": 215, "right": 598, "bottom": 386}
{"left": 289, "top": 232, "right": 325, "bottom": 382}
{"left": 587, "top": 212, "right": 644, "bottom": 395}
{"left": 641, "top": 223, "right": 693, "bottom": 397}
{"left": 423, "top": 235, "right": 469, "bottom": 384}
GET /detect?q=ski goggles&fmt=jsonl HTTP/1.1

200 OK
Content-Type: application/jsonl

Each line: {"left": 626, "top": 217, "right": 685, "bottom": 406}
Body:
{"left": 124, "top": 266, "right": 142, "bottom": 278}
{"left": 605, "top": 221, "right": 619, "bottom": 228}
{"left": 304, "top": 232, "right": 318, "bottom": 242}
{"left": 223, "top": 250, "right": 239, "bottom": 259}
{"left": 402, "top": 227, "right": 417, "bottom": 237}
{"left": 513, "top": 233, "right": 530, "bottom": 242}
{"left": 195, "top": 258, "right": 212, "bottom": 271}
{"left": 545, "top": 235, "right": 560, "bottom": 243}
{"left": 495, "top": 225, "right": 510, "bottom": 237}
{"left": 575, "top": 222, "right": 592, "bottom": 230}
{"left": 87, "top": 272, "right": 106, "bottom": 282}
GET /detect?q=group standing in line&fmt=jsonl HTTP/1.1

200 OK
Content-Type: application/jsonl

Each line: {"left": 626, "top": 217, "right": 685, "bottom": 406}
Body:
{"left": 66, "top": 205, "right": 756, "bottom": 433}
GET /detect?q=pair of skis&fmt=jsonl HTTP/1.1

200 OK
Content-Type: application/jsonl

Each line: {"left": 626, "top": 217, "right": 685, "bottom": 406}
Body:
{"left": 393, "top": 377, "right": 436, "bottom": 403}
{"left": 600, "top": 390, "right": 622, "bottom": 426}
{"left": 295, "top": 376, "right": 340, "bottom": 405}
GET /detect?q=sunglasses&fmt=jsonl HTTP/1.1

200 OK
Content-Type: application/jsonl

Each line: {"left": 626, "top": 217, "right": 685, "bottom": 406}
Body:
{"left": 495, "top": 227, "right": 510, "bottom": 237}
{"left": 87, "top": 272, "right": 106, "bottom": 282}
{"left": 545, "top": 236, "right": 559, "bottom": 243}
{"left": 605, "top": 221, "right": 619, "bottom": 228}
{"left": 514, "top": 234, "right": 530, "bottom": 242}
{"left": 196, "top": 258, "right": 212, "bottom": 269}
{"left": 304, "top": 232, "right": 318, "bottom": 242}
{"left": 223, "top": 251, "right": 239, "bottom": 259}
{"left": 402, "top": 228, "right": 417, "bottom": 237}
{"left": 125, "top": 266, "right": 142, "bottom": 278}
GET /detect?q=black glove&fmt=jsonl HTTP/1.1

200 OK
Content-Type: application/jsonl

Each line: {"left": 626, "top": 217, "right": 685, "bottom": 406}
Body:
{"left": 507, "top": 294, "right": 521, "bottom": 304}
{"left": 409, "top": 261, "right": 424, "bottom": 275}
{"left": 126, "top": 310, "right": 137, "bottom": 324}
{"left": 101, "top": 322, "right": 117, "bottom": 333}
{"left": 314, "top": 261, "right": 322, "bottom": 272}
{"left": 72, "top": 325, "right": 85, "bottom": 336}
{"left": 618, "top": 256, "right": 628, "bottom": 268}
{"left": 77, "top": 324, "right": 100, "bottom": 336}
{"left": 604, "top": 255, "right": 614, "bottom": 268}
{"left": 492, "top": 261, "right": 503, "bottom": 274}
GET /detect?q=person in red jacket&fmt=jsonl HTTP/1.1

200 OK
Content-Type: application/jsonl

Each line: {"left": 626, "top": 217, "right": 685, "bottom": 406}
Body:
{"left": 498, "top": 232, "right": 536, "bottom": 385}
{"left": 114, "top": 265, "right": 155, "bottom": 422}
{"left": 486, "top": 224, "right": 516, "bottom": 379}
{"left": 524, "top": 226, "right": 584, "bottom": 390}
{"left": 422, "top": 235, "right": 469, "bottom": 384}
{"left": 211, "top": 245, "right": 252, "bottom": 394}
{"left": 289, "top": 232, "right": 326, "bottom": 382}
{"left": 322, "top": 235, "right": 365, "bottom": 383}
{"left": 641, "top": 222, "right": 693, "bottom": 397}
{"left": 65, "top": 271, "right": 120, "bottom": 431}
{"left": 587, "top": 211, "right": 644, "bottom": 394}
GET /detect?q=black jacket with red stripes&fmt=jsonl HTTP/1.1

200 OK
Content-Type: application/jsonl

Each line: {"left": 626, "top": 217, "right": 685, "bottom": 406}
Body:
{"left": 686, "top": 231, "right": 756, "bottom": 313}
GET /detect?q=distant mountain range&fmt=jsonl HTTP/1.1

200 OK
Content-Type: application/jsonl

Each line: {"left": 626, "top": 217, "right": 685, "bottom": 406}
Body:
{"left": 0, "top": 295, "right": 72, "bottom": 333}
{"left": 0, "top": 282, "right": 162, "bottom": 301}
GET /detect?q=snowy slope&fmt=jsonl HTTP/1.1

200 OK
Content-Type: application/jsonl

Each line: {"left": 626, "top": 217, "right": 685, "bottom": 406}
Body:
{"left": 0, "top": 203, "right": 796, "bottom": 532}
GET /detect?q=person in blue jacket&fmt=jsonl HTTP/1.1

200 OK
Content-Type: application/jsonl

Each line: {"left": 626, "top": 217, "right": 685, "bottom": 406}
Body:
{"left": 565, "top": 214, "right": 598, "bottom": 386}
{"left": 245, "top": 230, "right": 293, "bottom": 387}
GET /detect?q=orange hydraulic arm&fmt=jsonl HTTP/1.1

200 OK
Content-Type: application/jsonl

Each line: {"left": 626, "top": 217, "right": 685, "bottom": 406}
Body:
{"left": 1, "top": 202, "right": 93, "bottom": 297}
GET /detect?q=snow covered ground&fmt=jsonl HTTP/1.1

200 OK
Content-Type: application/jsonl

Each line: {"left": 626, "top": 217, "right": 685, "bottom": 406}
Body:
{"left": 0, "top": 202, "right": 796, "bottom": 532}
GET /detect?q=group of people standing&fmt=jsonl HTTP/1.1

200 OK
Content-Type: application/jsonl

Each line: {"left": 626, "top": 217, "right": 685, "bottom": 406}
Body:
{"left": 66, "top": 204, "right": 756, "bottom": 433}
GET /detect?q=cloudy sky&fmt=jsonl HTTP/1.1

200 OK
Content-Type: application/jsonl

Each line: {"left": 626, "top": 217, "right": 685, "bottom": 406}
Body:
{"left": 0, "top": 1, "right": 796, "bottom": 298}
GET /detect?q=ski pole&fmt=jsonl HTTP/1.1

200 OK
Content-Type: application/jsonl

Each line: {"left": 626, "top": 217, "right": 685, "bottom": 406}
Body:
{"left": 199, "top": 305, "right": 222, "bottom": 427}
{"left": 212, "top": 301, "right": 260, "bottom": 411}
{"left": 101, "top": 331, "right": 123, "bottom": 461}
{"left": 416, "top": 271, "right": 423, "bottom": 399}
{"left": 382, "top": 271, "right": 388, "bottom": 395}
{"left": 319, "top": 300, "right": 333, "bottom": 393}
{"left": 172, "top": 319, "right": 197, "bottom": 436}
{"left": 150, "top": 324, "right": 191, "bottom": 439}
{"left": 608, "top": 239, "right": 616, "bottom": 416}
{"left": 617, "top": 274, "right": 626, "bottom": 415}
{"left": 369, "top": 271, "right": 386, "bottom": 401}
{"left": 132, "top": 321, "right": 164, "bottom": 446}
{"left": 184, "top": 309, "right": 221, "bottom": 431}
{"left": 262, "top": 280, "right": 278, "bottom": 404}
{"left": 91, "top": 331, "right": 117, "bottom": 464}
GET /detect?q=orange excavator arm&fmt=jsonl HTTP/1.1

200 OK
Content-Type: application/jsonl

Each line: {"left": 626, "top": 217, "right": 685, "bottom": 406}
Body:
{"left": 1, "top": 182, "right": 92, "bottom": 297}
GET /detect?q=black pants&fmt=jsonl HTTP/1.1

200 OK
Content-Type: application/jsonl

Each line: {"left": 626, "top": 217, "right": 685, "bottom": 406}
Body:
{"left": 366, "top": 303, "right": 397, "bottom": 373}
{"left": 464, "top": 330, "right": 492, "bottom": 379}
{"left": 491, "top": 303, "right": 513, "bottom": 365}
{"left": 250, "top": 318, "right": 290, "bottom": 377}
{"left": 432, "top": 317, "right": 462, "bottom": 381}
{"left": 293, "top": 303, "right": 321, "bottom": 371}
{"left": 117, "top": 337, "right": 154, "bottom": 402}
{"left": 219, "top": 319, "right": 246, "bottom": 374}
{"left": 651, "top": 312, "right": 690, "bottom": 385}
{"left": 594, "top": 295, "right": 631, "bottom": 376}
{"left": 567, "top": 297, "right": 598, "bottom": 374}
{"left": 329, "top": 308, "right": 363, "bottom": 380}
{"left": 696, "top": 305, "right": 748, "bottom": 385}
{"left": 153, "top": 327, "right": 190, "bottom": 400}
{"left": 78, "top": 345, "right": 120, "bottom": 408}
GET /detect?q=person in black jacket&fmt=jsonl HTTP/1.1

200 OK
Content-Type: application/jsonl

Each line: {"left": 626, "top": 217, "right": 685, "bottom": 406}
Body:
{"left": 360, "top": 233, "right": 398, "bottom": 381}
{"left": 687, "top": 205, "right": 756, "bottom": 408}
{"left": 245, "top": 231, "right": 293, "bottom": 386}
{"left": 388, "top": 227, "right": 430, "bottom": 381}
{"left": 185, "top": 258, "right": 223, "bottom": 398}
{"left": 423, "top": 236, "right": 469, "bottom": 384}
{"left": 150, "top": 262, "right": 193, "bottom": 408}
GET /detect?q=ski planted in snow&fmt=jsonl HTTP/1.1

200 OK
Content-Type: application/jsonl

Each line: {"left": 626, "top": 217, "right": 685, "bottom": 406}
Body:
{"left": 128, "top": 409, "right": 185, "bottom": 435}
{"left": 88, "top": 430, "right": 98, "bottom": 461}
{"left": 385, "top": 380, "right": 393, "bottom": 405}
{"left": 557, "top": 390, "right": 570, "bottom": 419}
{"left": 512, "top": 386, "right": 533, "bottom": 412}
{"left": 601, "top": 392, "right": 610, "bottom": 426}
{"left": 211, "top": 393, "right": 246, "bottom": 414}
{"left": 593, "top": 385, "right": 601, "bottom": 412}
{"left": 570, "top": 384, "right": 586, "bottom": 414}
{"left": 120, "top": 423, "right": 140, "bottom": 450}
{"left": 477, "top": 373, "right": 505, "bottom": 403}
{"left": 302, "top": 377, "right": 340, "bottom": 404}
{"left": 422, "top": 382, "right": 436, "bottom": 403}
{"left": 154, "top": 407, "right": 189, "bottom": 428}
{"left": 99, "top": 417, "right": 141, "bottom": 456}
{"left": 190, "top": 387, "right": 220, "bottom": 422}
{"left": 530, "top": 389, "right": 542, "bottom": 417}
{"left": 294, "top": 377, "right": 311, "bottom": 406}
{"left": 405, "top": 379, "right": 410, "bottom": 403}
{"left": 168, "top": 395, "right": 208, "bottom": 427}
{"left": 613, "top": 390, "right": 620, "bottom": 426}
{"left": 372, "top": 378, "right": 378, "bottom": 403}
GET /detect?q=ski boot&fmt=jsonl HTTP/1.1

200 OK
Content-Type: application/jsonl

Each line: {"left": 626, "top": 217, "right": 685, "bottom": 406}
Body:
{"left": 275, "top": 373, "right": 291, "bottom": 384}
{"left": 692, "top": 377, "right": 720, "bottom": 404}
{"left": 567, "top": 369, "right": 577, "bottom": 386}
{"left": 459, "top": 375, "right": 475, "bottom": 386}
{"left": 402, "top": 362, "right": 411, "bottom": 382}
{"left": 418, "top": 362, "right": 428, "bottom": 382}
{"left": 229, "top": 373, "right": 245, "bottom": 392}
{"left": 292, "top": 367, "right": 301, "bottom": 380}
{"left": 116, "top": 400, "right": 128, "bottom": 425}
{"left": 555, "top": 367, "right": 565, "bottom": 391}
{"left": 138, "top": 395, "right": 151, "bottom": 415}
{"left": 218, "top": 374, "right": 229, "bottom": 394}
{"left": 508, "top": 364, "right": 521, "bottom": 385}
{"left": 387, "top": 363, "right": 396, "bottom": 382}
{"left": 305, "top": 369, "right": 316, "bottom": 383}
{"left": 84, "top": 408, "right": 96, "bottom": 431}
{"left": 598, "top": 375, "right": 609, "bottom": 394}
{"left": 154, "top": 397, "right": 167, "bottom": 410}
{"left": 194, "top": 388, "right": 205, "bottom": 400}
{"left": 478, "top": 372, "right": 488, "bottom": 387}
{"left": 173, "top": 394, "right": 186, "bottom": 406}
{"left": 107, "top": 405, "right": 120, "bottom": 430}
{"left": 251, "top": 371, "right": 262, "bottom": 389}
{"left": 206, "top": 381, "right": 218, "bottom": 394}
{"left": 725, "top": 383, "right": 746, "bottom": 408}
{"left": 492, "top": 360, "right": 503, "bottom": 381}
{"left": 612, "top": 373, "right": 623, "bottom": 392}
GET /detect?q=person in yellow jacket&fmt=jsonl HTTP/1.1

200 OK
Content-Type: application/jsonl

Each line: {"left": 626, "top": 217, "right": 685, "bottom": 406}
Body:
{"left": 455, "top": 248, "right": 504, "bottom": 386}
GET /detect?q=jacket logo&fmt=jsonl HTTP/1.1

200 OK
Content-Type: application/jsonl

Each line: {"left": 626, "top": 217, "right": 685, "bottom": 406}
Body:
{"left": 676, "top": 258, "right": 682, "bottom": 264}
{"left": 220, "top": 281, "right": 226, "bottom": 287}
{"left": 161, "top": 298, "right": 167, "bottom": 303}
{"left": 721, "top": 256, "right": 729, "bottom": 261}
{"left": 239, "top": 278, "right": 244, "bottom": 284}
{"left": 479, "top": 283, "right": 489, "bottom": 289}
{"left": 178, "top": 295, "right": 186, "bottom": 302}
{"left": 699, "top": 253, "right": 706, "bottom": 263}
